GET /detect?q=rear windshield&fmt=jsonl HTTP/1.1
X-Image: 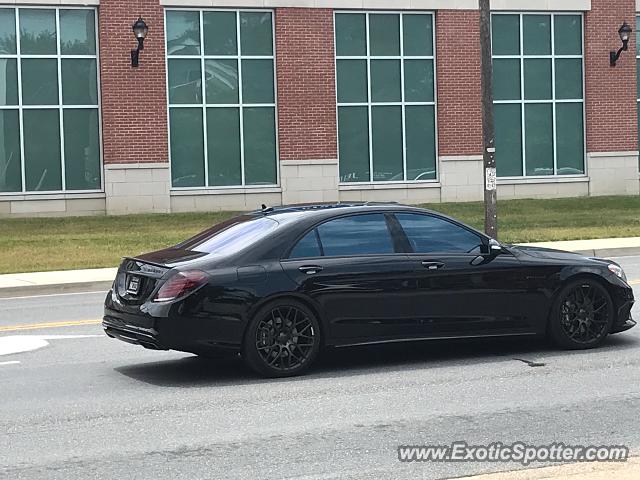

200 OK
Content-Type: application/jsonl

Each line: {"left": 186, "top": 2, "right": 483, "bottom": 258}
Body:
{"left": 176, "top": 216, "right": 279, "bottom": 255}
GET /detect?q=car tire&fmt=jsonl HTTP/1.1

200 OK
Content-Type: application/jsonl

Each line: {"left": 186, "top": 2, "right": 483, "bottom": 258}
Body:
{"left": 549, "top": 278, "right": 614, "bottom": 350}
{"left": 242, "top": 299, "right": 321, "bottom": 378}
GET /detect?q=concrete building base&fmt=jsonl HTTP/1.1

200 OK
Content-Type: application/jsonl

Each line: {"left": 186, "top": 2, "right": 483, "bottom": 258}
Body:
{"left": 281, "top": 160, "right": 339, "bottom": 205}
{"left": 339, "top": 183, "right": 441, "bottom": 203}
{"left": 104, "top": 163, "right": 171, "bottom": 215}
{"left": 588, "top": 151, "right": 640, "bottom": 196}
{"left": 1, "top": 152, "right": 638, "bottom": 217}
{"left": 0, "top": 194, "right": 105, "bottom": 218}
{"left": 170, "top": 189, "right": 282, "bottom": 213}
{"left": 498, "top": 178, "right": 590, "bottom": 199}
{"left": 440, "top": 155, "right": 484, "bottom": 203}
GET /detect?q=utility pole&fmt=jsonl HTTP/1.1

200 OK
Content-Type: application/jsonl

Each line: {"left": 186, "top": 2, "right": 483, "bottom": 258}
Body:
{"left": 479, "top": 0, "right": 498, "bottom": 239}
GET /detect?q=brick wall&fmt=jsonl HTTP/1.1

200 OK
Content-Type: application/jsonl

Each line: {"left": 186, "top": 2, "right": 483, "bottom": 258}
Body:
{"left": 99, "top": 0, "right": 168, "bottom": 165}
{"left": 275, "top": 8, "right": 338, "bottom": 161}
{"left": 585, "top": 0, "right": 638, "bottom": 152}
{"left": 436, "top": 10, "right": 483, "bottom": 157}
{"left": 95, "top": 2, "right": 637, "bottom": 167}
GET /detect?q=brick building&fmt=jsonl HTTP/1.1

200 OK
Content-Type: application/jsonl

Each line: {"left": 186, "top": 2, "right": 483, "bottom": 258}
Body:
{"left": 0, "top": 0, "right": 638, "bottom": 217}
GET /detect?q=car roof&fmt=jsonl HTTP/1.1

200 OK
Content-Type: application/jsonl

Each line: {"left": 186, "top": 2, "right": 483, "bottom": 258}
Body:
{"left": 248, "top": 202, "right": 437, "bottom": 221}
{"left": 244, "top": 202, "right": 491, "bottom": 244}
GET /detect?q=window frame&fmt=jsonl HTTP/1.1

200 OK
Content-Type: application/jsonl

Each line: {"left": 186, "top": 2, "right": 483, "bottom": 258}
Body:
{"left": 0, "top": 5, "right": 102, "bottom": 196}
{"left": 164, "top": 8, "right": 280, "bottom": 191}
{"left": 283, "top": 212, "right": 405, "bottom": 260}
{"left": 391, "top": 212, "right": 487, "bottom": 255}
{"left": 334, "top": 10, "right": 438, "bottom": 186}
{"left": 492, "top": 12, "right": 587, "bottom": 180}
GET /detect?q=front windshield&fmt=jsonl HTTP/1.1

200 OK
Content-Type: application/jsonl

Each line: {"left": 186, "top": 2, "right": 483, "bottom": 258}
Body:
{"left": 177, "top": 216, "right": 279, "bottom": 255}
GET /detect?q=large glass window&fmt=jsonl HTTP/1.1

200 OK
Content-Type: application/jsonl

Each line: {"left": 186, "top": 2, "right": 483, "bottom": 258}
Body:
{"left": 0, "top": 7, "right": 100, "bottom": 193}
{"left": 166, "top": 10, "right": 277, "bottom": 189}
{"left": 492, "top": 13, "right": 584, "bottom": 178}
{"left": 335, "top": 12, "right": 436, "bottom": 184}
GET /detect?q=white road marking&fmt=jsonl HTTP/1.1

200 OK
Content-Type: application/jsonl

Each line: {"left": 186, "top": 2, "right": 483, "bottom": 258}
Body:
{"left": 0, "top": 334, "right": 103, "bottom": 357}
{"left": 40, "top": 335, "right": 104, "bottom": 340}
{"left": 0, "top": 360, "right": 20, "bottom": 366}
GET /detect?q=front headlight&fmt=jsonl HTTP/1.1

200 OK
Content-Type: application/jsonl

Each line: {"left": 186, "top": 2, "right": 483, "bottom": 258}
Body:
{"left": 608, "top": 263, "right": 627, "bottom": 282}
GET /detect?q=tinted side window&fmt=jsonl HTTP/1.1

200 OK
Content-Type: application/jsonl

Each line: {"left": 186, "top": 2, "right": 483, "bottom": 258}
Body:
{"left": 289, "top": 230, "right": 322, "bottom": 259}
{"left": 395, "top": 213, "right": 483, "bottom": 254}
{"left": 317, "top": 214, "right": 395, "bottom": 257}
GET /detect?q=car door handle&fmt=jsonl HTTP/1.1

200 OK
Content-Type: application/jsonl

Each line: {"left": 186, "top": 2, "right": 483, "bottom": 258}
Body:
{"left": 421, "top": 261, "right": 445, "bottom": 270}
{"left": 298, "top": 265, "right": 323, "bottom": 275}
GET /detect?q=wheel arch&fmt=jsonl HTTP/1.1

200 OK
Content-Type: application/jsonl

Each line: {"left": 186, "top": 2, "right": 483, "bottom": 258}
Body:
{"left": 242, "top": 293, "right": 328, "bottom": 349}
{"left": 545, "top": 272, "right": 616, "bottom": 334}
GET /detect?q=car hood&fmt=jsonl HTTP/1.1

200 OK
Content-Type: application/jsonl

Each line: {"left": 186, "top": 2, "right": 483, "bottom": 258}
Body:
{"left": 510, "top": 245, "right": 606, "bottom": 263}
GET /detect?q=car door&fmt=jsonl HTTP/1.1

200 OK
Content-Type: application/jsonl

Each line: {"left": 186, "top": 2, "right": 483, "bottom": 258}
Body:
{"left": 390, "top": 212, "right": 535, "bottom": 338}
{"left": 280, "top": 213, "right": 416, "bottom": 345}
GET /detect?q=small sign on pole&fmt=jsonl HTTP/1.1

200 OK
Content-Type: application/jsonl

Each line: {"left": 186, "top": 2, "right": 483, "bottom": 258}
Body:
{"left": 486, "top": 167, "right": 497, "bottom": 192}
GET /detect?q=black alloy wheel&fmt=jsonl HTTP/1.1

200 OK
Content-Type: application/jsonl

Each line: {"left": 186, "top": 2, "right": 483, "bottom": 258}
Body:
{"left": 243, "top": 300, "right": 321, "bottom": 377}
{"left": 549, "top": 279, "right": 614, "bottom": 349}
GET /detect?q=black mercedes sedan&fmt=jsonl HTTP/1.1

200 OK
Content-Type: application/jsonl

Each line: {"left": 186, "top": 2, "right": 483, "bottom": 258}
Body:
{"left": 103, "top": 203, "right": 635, "bottom": 377}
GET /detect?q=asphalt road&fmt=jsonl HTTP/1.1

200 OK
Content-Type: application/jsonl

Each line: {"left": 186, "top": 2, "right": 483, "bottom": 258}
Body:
{"left": 1, "top": 257, "right": 639, "bottom": 480}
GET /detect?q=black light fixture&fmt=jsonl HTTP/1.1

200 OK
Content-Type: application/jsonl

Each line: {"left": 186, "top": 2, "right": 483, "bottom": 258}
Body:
{"left": 610, "top": 21, "right": 633, "bottom": 66}
{"left": 131, "top": 17, "right": 149, "bottom": 68}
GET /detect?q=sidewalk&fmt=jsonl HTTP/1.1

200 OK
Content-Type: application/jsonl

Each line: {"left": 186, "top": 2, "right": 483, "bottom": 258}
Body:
{"left": 1, "top": 236, "right": 639, "bottom": 298}
{"left": 456, "top": 457, "right": 640, "bottom": 480}
{"left": 0, "top": 268, "right": 117, "bottom": 298}
{"left": 521, "top": 237, "right": 640, "bottom": 258}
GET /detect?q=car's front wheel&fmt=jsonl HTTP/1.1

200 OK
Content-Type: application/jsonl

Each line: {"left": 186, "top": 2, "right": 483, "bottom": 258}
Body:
{"left": 549, "top": 278, "right": 614, "bottom": 349}
{"left": 242, "top": 299, "right": 321, "bottom": 377}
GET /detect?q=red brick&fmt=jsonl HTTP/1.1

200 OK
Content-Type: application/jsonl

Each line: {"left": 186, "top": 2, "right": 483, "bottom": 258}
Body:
{"left": 585, "top": 0, "right": 638, "bottom": 152}
{"left": 436, "top": 10, "right": 483, "bottom": 157}
{"left": 99, "top": 0, "right": 168, "bottom": 165}
{"left": 275, "top": 8, "right": 338, "bottom": 161}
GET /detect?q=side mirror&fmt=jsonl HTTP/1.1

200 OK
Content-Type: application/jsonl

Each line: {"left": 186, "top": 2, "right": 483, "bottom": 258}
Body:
{"left": 481, "top": 238, "right": 503, "bottom": 256}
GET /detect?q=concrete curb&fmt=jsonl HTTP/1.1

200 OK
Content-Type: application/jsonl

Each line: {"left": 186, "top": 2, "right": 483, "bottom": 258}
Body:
{"left": 0, "top": 281, "right": 113, "bottom": 299}
{"left": 520, "top": 237, "right": 640, "bottom": 259}
{"left": 0, "top": 267, "right": 117, "bottom": 299}
{"left": 570, "top": 247, "right": 640, "bottom": 258}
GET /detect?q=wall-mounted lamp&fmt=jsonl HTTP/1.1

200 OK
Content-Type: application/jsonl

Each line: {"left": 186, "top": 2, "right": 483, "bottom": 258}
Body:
{"left": 610, "top": 21, "right": 633, "bottom": 67}
{"left": 131, "top": 17, "right": 149, "bottom": 68}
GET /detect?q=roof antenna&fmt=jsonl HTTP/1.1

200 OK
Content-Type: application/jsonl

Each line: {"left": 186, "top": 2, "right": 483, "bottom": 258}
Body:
{"left": 261, "top": 204, "right": 267, "bottom": 211}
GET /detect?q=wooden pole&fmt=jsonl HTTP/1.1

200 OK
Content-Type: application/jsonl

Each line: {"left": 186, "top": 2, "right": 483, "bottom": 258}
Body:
{"left": 479, "top": 0, "right": 498, "bottom": 239}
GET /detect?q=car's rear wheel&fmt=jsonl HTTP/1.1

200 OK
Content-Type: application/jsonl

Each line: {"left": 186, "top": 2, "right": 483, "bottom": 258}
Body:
{"left": 549, "top": 278, "right": 614, "bottom": 349}
{"left": 242, "top": 299, "right": 321, "bottom": 378}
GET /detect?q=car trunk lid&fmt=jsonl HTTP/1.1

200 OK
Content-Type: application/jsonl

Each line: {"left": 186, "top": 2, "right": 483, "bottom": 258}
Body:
{"left": 115, "top": 258, "right": 171, "bottom": 305}
{"left": 115, "top": 248, "right": 208, "bottom": 304}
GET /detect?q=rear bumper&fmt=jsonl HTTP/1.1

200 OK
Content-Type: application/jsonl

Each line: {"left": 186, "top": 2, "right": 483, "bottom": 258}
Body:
{"left": 103, "top": 316, "right": 168, "bottom": 350}
{"left": 103, "top": 291, "right": 243, "bottom": 354}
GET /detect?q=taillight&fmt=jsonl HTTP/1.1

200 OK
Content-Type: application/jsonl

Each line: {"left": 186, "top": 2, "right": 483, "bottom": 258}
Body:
{"left": 153, "top": 270, "right": 208, "bottom": 302}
